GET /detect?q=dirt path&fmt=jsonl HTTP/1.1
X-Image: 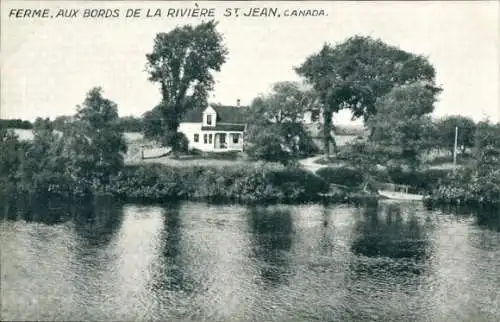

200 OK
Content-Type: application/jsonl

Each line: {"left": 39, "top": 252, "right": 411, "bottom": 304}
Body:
{"left": 298, "top": 155, "right": 328, "bottom": 173}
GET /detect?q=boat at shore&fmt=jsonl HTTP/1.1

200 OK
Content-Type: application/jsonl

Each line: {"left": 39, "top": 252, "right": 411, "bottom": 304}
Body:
{"left": 378, "top": 189, "right": 424, "bottom": 201}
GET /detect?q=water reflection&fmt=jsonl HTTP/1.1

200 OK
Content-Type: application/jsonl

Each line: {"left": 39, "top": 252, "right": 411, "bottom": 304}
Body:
{"left": 149, "top": 202, "right": 194, "bottom": 294}
{"left": 72, "top": 197, "right": 124, "bottom": 247}
{"left": 343, "top": 202, "right": 436, "bottom": 321}
{"left": 318, "top": 206, "right": 336, "bottom": 255}
{"left": 475, "top": 209, "right": 500, "bottom": 233}
{"left": 2, "top": 199, "right": 500, "bottom": 321}
{"left": 2, "top": 195, "right": 71, "bottom": 225}
{"left": 351, "top": 202, "right": 431, "bottom": 261}
{"left": 247, "top": 206, "right": 294, "bottom": 287}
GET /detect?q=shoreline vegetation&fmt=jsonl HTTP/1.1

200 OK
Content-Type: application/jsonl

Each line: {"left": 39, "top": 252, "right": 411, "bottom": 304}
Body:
{"left": 1, "top": 122, "right": 499, "bottom": 217}
{"left": 1, "top": 25, "right": 499, "bottom": 216}
{"left": 1, "top": 122, "right": 498, "bottom": 212}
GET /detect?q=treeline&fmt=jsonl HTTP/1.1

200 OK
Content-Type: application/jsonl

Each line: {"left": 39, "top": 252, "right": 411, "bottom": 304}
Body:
{"left": 0, "top": 119, "right": 33, "bottom": 129}
{"left": 1, "top": 116, "right": 143, "bottom": 133}
{"left": 51, "top": 115, "right": 143, "bottom": 132}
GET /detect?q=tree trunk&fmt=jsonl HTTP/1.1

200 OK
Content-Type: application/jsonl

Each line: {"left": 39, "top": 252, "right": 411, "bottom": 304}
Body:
{"left": 323, "top": 110, "right": 332, "bottom": 158}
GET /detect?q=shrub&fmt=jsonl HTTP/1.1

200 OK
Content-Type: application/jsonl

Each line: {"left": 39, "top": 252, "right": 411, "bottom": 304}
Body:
{"left": 107, "top": 163, "right": 328, "bottom": 203}
{"left": 316, "top": 166, "right": 364, "bottom": 188}
{"left": 387, "top": 167, "right": 452, "bottom": 193}
{"left": 162, "top": 131, "right": 189, "bottom": 154}
{"left": 188, "top": 148, "right": 202, "bottom": 156}
{"left": 246, "top": 128, "right": 289, "bottom": 164}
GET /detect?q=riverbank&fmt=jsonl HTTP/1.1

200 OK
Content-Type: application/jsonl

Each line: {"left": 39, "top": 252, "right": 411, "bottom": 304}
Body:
{"left": 2, "top": 161, "right": 390, "bottom": 206}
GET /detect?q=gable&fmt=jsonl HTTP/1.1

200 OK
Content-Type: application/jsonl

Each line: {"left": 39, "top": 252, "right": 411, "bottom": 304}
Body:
{"left": 203, "top": 106, "right": 216, "bottom": 115}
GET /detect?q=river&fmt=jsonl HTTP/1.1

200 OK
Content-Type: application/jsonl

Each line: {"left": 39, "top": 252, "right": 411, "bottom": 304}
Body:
{"left": 1, "top": 198, "right": 499, "bottom": 321}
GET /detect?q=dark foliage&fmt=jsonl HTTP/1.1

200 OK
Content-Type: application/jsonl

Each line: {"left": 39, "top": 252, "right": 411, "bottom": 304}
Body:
{"left": 117, "top": 116, "right": 143, "bottom": 132}
{"left": 316, "top": 166, "right": 364, "bottom": 188}
{"left": 0, "top": 119, "right": 33, "bottom": 129}
{"left": 104, "top": 163, "right": 329, "bottom": 203}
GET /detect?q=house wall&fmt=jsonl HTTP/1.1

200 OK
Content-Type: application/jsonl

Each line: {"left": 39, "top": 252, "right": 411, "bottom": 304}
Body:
{"left": 178, "top": 122, "right": 244, "bottom": 152}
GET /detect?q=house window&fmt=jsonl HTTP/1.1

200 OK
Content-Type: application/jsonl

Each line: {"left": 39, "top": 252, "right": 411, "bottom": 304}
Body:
{"left": 206, "top": 114, "right": 212, "bottom": 126}
{"left": 204, "top": 134, "right": 208, "bottom": 144}
{"left": 208, "top": 134, "right": 213, "bottom": 144}
{"left": 232, "top": 133, "right": 240, "bottom": 144}
{"left": 194, "top": 134, "right": 199, "bottom": 142}
{"left": 220, "top": 133, "right": 226, "bottom": 144}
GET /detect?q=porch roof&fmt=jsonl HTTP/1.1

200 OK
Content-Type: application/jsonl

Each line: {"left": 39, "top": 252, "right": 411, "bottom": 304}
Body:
{"left": 201, "top": 124, "right": 245, "bottom": 131}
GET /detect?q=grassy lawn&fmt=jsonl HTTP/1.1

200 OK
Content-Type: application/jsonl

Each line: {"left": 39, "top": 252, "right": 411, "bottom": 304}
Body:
{"left": 129, "top": 156, "right": 253, "bottom": 168}
{"left": 124, "top": 136, "right": 254, "bottom": 167}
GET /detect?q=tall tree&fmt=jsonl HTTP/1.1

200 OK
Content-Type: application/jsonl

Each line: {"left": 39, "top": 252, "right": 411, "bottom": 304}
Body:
{"left": 146, "top": 21, "right": 228, "bottom": 151}
{"left": 64, "top": 87, "right": 127, "bottom": 191}
{"left": 296, "top": 35, "right": 441, "bottom": 156}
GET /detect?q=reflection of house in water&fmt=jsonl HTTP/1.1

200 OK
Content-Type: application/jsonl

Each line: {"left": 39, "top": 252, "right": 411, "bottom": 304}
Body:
{"left": 247, "top": 207, "right": 294, "bottom": 287}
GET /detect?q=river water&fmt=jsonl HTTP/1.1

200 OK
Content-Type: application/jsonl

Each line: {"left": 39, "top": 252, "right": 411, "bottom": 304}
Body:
{"left": 1, "top": 199, "right": 499, "bottom": 321}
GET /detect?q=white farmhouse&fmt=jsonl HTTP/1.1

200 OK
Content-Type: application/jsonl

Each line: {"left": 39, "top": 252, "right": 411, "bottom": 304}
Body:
{"left": 178, "top": 101, "right": 247, "bottom": 152}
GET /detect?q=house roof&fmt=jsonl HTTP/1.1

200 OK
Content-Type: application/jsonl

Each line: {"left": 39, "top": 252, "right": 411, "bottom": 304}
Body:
{"left": 181, "top": 104, "right": 248, "bottom": 124}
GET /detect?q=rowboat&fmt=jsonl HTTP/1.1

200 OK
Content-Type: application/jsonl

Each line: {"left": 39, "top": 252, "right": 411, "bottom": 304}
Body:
{"left": 378, "top": 189, "right": 424, "bottom": 201}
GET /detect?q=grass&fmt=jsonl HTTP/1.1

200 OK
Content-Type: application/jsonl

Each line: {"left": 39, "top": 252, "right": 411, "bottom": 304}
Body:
{"left": 130, "top": 157, "right": 252, "bottom": 168}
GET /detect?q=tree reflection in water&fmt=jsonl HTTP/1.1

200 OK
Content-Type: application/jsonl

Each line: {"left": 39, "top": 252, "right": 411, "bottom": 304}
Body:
{"left": 2, "top": 195, "right": 72, "bottom": 225}
{"left": 247, "top": 206, "right": 294, "bottom": 288}
{"left": 351, "top": 202, "right": 431, "bottom": 262}
{"left": 149, "top": 201, "right": 196, "bottom": 295}
{"left": 340, "top": 202, "right": 435, "bottom": 321}
{"left": 72, "top": 196, "right": 124, "bottom": 247}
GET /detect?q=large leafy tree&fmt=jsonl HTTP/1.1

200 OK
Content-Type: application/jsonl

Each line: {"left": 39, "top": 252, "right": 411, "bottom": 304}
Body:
{"left": 246, "top": 82, "right": 320, "bottom": 163}
{"left": 367, "top": 83, "right": 437, "bottom": 170}
{"left": 64, "top": 87, "right": 127, "bottom": 191}
{"left": 146, "top": 21, "right": 228, "bottom": 150}
{"left": 296, "top": 35, "right": 441, "bottom": 156}
{"left": 17, "top": 118, "right": 71, "bottom": 195}
{"left": 247, "top": 81, "right": 321, "bottom": 124}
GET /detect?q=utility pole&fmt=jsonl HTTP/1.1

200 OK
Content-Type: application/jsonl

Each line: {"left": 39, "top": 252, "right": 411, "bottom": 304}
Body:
{"left": 453, "top": 126, "right": 458, "bottom": 170}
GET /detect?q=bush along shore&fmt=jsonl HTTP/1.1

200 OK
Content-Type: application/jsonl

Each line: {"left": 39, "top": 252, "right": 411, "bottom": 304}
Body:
{"left": 2, "top": 161, "right": 338, "bottom": 204}
{"left": 424, "top": 167, "right": 500, "bottom": 209}
{"left": 101, "top": 163, "right": 332, "bottom": 204}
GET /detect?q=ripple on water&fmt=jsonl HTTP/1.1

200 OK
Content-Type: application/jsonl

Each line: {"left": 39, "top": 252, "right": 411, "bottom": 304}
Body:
{"left": 1, "top": 201, "right": 500, "bottom": 321}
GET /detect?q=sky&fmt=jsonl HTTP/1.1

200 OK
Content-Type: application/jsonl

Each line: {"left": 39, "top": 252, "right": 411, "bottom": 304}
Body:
{"left": 1, "top": 1, "right": 499, "bottom": 125}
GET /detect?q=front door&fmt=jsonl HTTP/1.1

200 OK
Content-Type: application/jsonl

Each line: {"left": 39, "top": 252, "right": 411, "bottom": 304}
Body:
{"left": 218, "top": 133, "right": 227, "bottom": 149}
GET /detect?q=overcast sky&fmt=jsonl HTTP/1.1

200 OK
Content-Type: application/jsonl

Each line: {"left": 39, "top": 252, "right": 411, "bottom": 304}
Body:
{"left": 1, "top": 1, "right": 499, "bottom": 124}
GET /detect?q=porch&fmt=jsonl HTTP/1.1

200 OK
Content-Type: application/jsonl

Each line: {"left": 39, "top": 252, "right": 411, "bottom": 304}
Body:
{"left": 203, "top": 132, "right": 244, "bottom": 152}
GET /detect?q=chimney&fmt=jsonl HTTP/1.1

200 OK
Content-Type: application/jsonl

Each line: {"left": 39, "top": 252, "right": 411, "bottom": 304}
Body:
{"left": 236, "top": 98, "right": 240, "bottom": 107}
